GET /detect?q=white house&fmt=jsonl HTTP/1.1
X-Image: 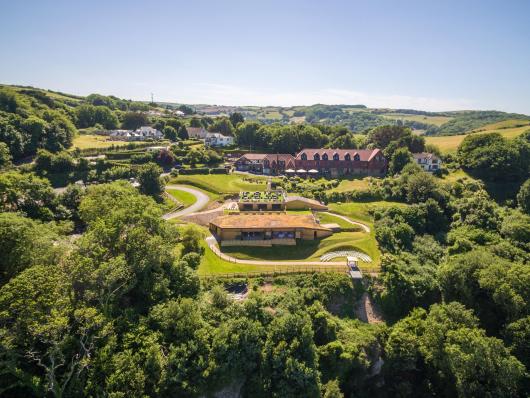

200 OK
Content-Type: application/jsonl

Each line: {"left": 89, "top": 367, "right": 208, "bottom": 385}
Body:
{"left": 205, "top": 132, "right": 234, "bottom": 147}
{"left": 135, "top": 126, "right": 163, "bottom": 140}
{"left": 413, "top": 152, "right": 442, "bottom": 172}
{"left": 186, "top": 127, "right": 208, "bottom": 139}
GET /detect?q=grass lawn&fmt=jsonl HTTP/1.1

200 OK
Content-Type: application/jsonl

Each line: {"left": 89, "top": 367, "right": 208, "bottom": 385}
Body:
{"left": 170, "top": 173, "right": 276, "bottom": 195}
{"left": 330, "top": 177, "right": 371, "bottom": 192}
{"left": 221, "top": 231, "right": 379, "bottom": 269}
{"left": 72, "top": 134, "right": 139, "bottom": 149}
{"left": 317, "top": 212, "right": 362, "bottom": 230}
{"left": 327, "top": 200, "right": 408, "bottom": 224}
{"left": 166, "top": 188, "right": 197, "bottom": 207}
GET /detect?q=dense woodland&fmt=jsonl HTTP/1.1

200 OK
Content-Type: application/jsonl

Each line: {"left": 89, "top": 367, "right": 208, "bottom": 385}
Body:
{"left": 0, "top": 85, "right": 530, "bottom": 397}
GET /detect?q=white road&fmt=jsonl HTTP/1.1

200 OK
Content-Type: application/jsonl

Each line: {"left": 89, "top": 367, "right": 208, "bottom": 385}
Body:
{"left": 163, "top": 185, "right": 210, "bottom": 220}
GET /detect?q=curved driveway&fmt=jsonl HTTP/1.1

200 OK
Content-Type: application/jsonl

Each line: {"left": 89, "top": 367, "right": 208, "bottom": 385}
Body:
{"left": 163, "top": 185, "right": 210, "bottom": 220}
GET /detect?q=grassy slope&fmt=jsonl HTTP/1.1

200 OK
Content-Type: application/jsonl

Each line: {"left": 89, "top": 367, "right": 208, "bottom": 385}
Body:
{"left": 169, "top": 173, "right": 276, "bottom": 194}
{"left": 221, "top": 231, "right": 377, "bottom": 265}
{"left": 166, "top": 189, "right": 197, "bottom": 207}
{"left": 330, "top": 177, "right": 371, "bottom": 192}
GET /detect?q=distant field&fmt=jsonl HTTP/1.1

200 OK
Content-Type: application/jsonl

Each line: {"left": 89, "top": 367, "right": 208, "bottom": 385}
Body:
{"left": 72, "top": 134, "right": 137, "bottom": 149}
{"left": 471, "top": 118, "right": 530, "bottom": 132}
{"left": 381, "top": 113, "right": 453, "bottom": 126}
{"left": 425, "top": 123, "right": 530, "bottom": 153}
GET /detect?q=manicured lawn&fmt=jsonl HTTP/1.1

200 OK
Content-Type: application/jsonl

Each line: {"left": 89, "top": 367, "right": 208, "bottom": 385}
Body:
{"left": 170, "top": 173, "right": 278, "bottom": 194}
{"left": 166, "top": 188, "right": 197, "bottom": 208}
{"left": 72, "top": 134, "right": 137, "bottom": 149}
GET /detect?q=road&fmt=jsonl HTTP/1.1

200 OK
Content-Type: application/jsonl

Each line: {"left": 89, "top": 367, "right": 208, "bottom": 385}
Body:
{"left": 163, "top": 185, "right": 210, "bottom": 220}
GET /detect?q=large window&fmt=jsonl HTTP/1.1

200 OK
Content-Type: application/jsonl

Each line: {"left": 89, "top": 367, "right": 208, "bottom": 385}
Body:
{"left": 345, "top": 154, "right": 351, "bottom": 161}
{"left": 322, "top": 153, "right": 329, "bottom": 161}
{"left": 313, "top": 153, "right": 320, "bottom": 161}
{"left": 333, "top": 153, "right": 339, "bottom": 161}
{"left": 354, "top": 154, "right": 360, "bottom": 161}
{"left": 301, "top": 153, "right": 307, "bottom": 160}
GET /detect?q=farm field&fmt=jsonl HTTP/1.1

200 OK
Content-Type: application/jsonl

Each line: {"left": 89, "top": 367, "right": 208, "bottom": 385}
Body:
{"left": 169, "top": 173, "right": 278, "bottom": 194}
{"left": 381, "top": 113, "right": 453, "bottom": 126}
{"left": 425, "top": 124, "right": 530, "bottom": 153}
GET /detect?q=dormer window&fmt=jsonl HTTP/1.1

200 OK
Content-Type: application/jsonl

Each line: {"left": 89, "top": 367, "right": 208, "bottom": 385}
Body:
{"left": 313, "top": 153, "right": 320, "bottom": 161}
{"left": 333, "top": 153, "right": 340, "bottom": 161}
{"left": 301, "top": 153, "right": 307, "bottom": 161}
{"left": 354, "top": 154, "right": 360, "bottom": 161}
{"left": 322, "top": 153, "right": 328, "bottom": 161}
{"left": 345, "top": 154, "right": 351, "bottom": 161}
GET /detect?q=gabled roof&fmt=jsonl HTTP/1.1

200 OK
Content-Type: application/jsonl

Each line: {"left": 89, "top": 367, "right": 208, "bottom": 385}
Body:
{"left": 296, "top": 148, "right": 383, "bottom": 161}
{"left": 238, "top": 153, "right": 268, "bottom": 161}
{"left": 412, "top": 152, "right": 439, "bottom": 160}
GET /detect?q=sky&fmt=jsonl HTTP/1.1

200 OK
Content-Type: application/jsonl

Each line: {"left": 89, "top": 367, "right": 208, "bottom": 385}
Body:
{"left": 1, "top": 0, "right": 529, "bottom": 113}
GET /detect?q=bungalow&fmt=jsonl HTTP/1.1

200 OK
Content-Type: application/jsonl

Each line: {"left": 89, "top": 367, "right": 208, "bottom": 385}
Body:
{"left": 186, "top": 127, "right": 208, "bottom": 139}
{"left": 205, "top": 132, "right": 234, "bottom": 147}
{"left": 295, "top": 148, "right": 387, "bottom": 177}
{"left": 413, "top": 152, "right": 442, "bottom": 172}
{"left": 209, "top": 213, "right": 333, "bottom": 247}
{"left": 135, "top": 126, "right": 163, "bottom": 140}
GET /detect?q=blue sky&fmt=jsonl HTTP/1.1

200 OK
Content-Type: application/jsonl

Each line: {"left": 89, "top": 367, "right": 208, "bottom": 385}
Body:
{"left": 1, "top": 0, "right": 529, "bottom": 113}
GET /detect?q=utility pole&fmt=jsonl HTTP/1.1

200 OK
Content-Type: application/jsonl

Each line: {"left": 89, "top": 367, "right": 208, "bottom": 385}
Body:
{"left": 150, "top": 93, "right": 154, "bottom": 104}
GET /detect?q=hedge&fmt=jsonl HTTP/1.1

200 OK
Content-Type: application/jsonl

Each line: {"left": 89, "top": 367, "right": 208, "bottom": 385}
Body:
{"left": 178, "top": 168, "right": 210, "bottom": 175}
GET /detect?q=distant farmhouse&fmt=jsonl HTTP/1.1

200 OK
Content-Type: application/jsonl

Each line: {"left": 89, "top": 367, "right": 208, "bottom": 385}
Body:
{"left": 205, "top": 132, "right": 234, "bottom": 147}
{"left": 235, "top": 149, "right": 387, "bottom": 177}
{"left": 413, "top": 152, "right": 442, "bottom": 172}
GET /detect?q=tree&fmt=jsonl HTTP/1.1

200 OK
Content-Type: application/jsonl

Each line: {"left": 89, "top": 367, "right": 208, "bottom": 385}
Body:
{"left": 389, "top": 147, "right": 413, "bottom": 175}
{"left": 121, "top": 112, "right": 149, "bottom": 130}
{"left": 0, "top": 142, "right": 12, "bottom": 169}
{"left": 208, "top": 117, "right": 235, "bottom": 136}
{"left": 0, "top": 171, "right": 58, "bottom": 220}
{"left": 0, "top": 213, "right": 62, "bottom": 285}
{"left": 136, "top": 162, "right": 164, "bottom": 198}
{"left": 261, "top": 312, "right": 321, "bottom": 397}
{"left": 162, "top": 125, "right": 177, "bottom": 141}
{"left": 189, "top": 117, "right": 203, "bottom": 128}
{"left": 229, "top": 112, "right": 245, "bottom": 127}
{"left": 517, "top": 178, "right": 530, "bottom": 214}
{"left": 180, "top": 224, "right": 204, "bottom": 255}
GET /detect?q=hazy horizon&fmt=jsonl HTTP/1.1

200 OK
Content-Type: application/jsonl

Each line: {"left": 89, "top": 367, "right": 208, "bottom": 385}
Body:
{"left": 1, "top": 0, "right": 529, "bottom": 113}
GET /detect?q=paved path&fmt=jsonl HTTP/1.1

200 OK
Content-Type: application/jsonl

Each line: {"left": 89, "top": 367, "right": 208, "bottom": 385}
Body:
{"left": 321, "top": 211, "right": 371, "bottom": 233}
{"left": 163, "top": 185, "right": 210, "bottom": 220}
